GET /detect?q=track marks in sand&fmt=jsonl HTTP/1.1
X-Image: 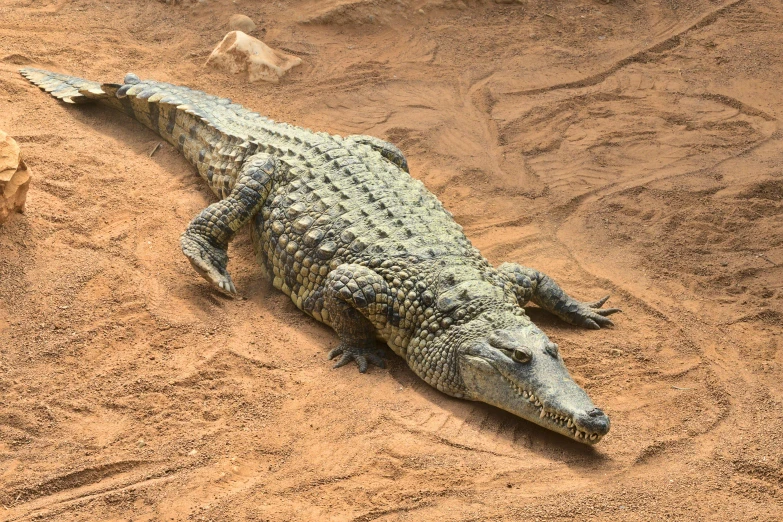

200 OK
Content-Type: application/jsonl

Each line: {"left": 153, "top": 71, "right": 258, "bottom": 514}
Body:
{"left": 5, "top": 460, "right": 150, "bottom": 506}
{"left": 299, "top": 0, "right": 389, "bottom": 26}
{"left": 1, "top": 456, "right": 188, "bottom": 522}
{"left": 4, "top": 467, "right": 180, "bottom": 522}
{"left": 495, "top": 70, "right": 776, "bottom": 205}
{"left": 509, "top": 0, "right": 751, "bottom": 98}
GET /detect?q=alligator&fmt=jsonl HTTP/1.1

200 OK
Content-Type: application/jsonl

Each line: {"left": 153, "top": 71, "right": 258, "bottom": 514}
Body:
{"left": 20, "top": 68, "right": 620, "bottom": 444}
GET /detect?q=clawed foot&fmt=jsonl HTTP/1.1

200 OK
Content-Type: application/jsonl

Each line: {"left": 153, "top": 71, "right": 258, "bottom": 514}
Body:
{"left": 180, "top": 233, "right": 237, "bottom": 294}
{"left": 328, "top": 342, "right": 387, "bottom": 373}
{"left": 565, "top": 295, "right": 621, "bottom": 329}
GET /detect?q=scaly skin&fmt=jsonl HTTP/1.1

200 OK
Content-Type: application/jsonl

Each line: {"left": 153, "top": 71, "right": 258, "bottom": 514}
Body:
{"left": 21, "top": 68, "right": 620, "bottom": 444}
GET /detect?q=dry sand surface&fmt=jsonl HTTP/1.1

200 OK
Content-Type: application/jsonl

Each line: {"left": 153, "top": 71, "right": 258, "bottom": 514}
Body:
{"left": 1, "top": 0, "right": 782, "bottom": 520}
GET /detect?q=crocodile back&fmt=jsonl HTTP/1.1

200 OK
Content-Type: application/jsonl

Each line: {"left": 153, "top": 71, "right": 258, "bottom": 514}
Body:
{"left": 253, "top": 134, "right": 482, "bottom": 325}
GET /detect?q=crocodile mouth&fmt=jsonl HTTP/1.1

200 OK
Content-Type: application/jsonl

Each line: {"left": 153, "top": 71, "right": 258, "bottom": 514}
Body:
{"left": 499, "top": 373, "right": 604, "bottom": 444}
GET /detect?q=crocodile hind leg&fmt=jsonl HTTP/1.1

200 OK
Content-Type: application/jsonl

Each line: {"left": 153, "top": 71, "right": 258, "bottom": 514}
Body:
{"left": 323, "top": 264, "right": 392, "bottom": 373}
{"left": 180, "top": 153, "right": 278, "bottom": 293}
{"left": 497, "top": 263, "right": 621, "bottom": 329}
{"left": 345, "top": 135, "right": 409, "bottom": 173}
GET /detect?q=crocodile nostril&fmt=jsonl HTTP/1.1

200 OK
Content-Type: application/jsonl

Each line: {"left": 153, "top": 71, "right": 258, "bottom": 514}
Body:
{"left": 575, "top": 408, "right": 610, "bottom": 436}
{"left": 587, "top": 408, "right": 604, "bottom": 418}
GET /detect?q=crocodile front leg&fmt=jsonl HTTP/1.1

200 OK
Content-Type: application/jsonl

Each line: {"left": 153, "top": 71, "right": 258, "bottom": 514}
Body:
{"left": 498, "top": 263, "right": 620, "bottom": 329}
{"left": 345, "top": 135, "right": 409, "bottom": 173}
{"left": 323, "top": 264, "right": 392, "bottom": 373}
{"left": 180, "top": 153, "right": 278, "bottom": 293}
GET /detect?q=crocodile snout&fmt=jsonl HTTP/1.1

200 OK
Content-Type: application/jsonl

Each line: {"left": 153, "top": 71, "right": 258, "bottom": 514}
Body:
{"left": 574, "top": 407, "right": 610, "bottom": 436}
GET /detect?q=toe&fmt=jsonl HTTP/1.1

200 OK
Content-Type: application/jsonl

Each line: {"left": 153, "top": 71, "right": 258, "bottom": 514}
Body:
{"left": 333, "top": 353, "right": 353, "bottom": 369}
{"left": 583, "top": 318, "right": 600, "bottom": 330}
{"left": 593, "top": 315, "right": 615, "bottom": 327}
{"left": 366, "top": 353, "right": 386, "bottom": 369}
{"left": 356, "top": 356, "right": 369, "bottom": 373}
{"left": 217, "top": 275, "right": 237, "bottom": 295}
{"left": 327, "top": 346, "right": 344, "bottom": 360}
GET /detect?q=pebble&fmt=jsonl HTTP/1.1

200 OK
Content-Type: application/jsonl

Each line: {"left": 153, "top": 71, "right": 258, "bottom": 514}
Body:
{"left": 228, "top": 13, "right": 256, "bottom": 33}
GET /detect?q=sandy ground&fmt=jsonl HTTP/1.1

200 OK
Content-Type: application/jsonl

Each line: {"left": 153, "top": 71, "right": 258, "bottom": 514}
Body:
{"left": 0, "top": 0, "right": 782, "bottom": 520}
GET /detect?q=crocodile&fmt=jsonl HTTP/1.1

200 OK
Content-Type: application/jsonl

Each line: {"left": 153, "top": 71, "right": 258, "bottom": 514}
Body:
{"left": 20, "top": 68, "right": 620, "bottom": 445}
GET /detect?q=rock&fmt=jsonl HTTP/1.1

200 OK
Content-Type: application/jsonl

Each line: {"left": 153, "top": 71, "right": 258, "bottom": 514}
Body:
{"left": 228, "top": 14, "right": 256, "bottom": 33}
{"left": 206, "top": 31, "right": 302, "bottom": 83}
{"left": 0, "top": 130, "right": 30, "bottom": 225}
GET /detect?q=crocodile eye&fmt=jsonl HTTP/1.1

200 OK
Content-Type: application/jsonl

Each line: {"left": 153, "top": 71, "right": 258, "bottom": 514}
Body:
{"left": 546, "top": 342, "right": 559, "bottom": 357}
{"left": 512, "top": 348, "right": 531, "bottom": 364}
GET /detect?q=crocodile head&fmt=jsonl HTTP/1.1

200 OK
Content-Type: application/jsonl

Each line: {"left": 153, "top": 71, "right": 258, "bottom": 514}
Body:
{"left": 407, "top": 273, "right": 609, "bottom": 445}
{"left": 457, "top": 320, "right": 610, "bottom": 444}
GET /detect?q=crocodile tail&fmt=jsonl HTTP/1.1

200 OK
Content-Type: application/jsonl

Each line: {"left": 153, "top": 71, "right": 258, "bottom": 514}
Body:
{"left": 19, "top": 68, "right": 107, "bottom": 104}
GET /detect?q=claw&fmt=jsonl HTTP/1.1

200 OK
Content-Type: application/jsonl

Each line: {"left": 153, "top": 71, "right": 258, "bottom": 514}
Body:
{"left": 566, "top": 295, "right": 621, "bottom": 329}
{"left": 181, "top": 233, "right": 237, "bottom": 294}
{"left": 217, "top": 277, "right": 237, "bottom": 295}
{"left": 328, "top": 342, "right": 387, "bottom": 373}
{"left": 590, "top": 295, "right": 611, "bottom": 308}
{"left": 583, "top": 318, "right": 600, "bottom": 330}
{"left": 593, "top": 315, "right": 614, "bottom": 327}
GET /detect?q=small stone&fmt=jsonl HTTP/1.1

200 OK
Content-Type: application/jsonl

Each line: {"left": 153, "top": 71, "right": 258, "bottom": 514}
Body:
{"left": 0, "top": 130, "right": 31, "bottom": 225}
{"left": 188, "top": 449, "right": 198, "bottom": 456}
{"left": 228, "top": 14, "right": 256, "bottom": 33}
{"left": 610, "top": 349, "right": 623, "bottom": 357}
{"left": 137, "top": 439, "right": 146, "bottom": 448}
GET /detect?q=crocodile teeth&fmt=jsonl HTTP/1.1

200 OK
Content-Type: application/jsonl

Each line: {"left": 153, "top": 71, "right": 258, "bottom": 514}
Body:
{"left": 503, "top": 376, "right": 584, "bottom": 436}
